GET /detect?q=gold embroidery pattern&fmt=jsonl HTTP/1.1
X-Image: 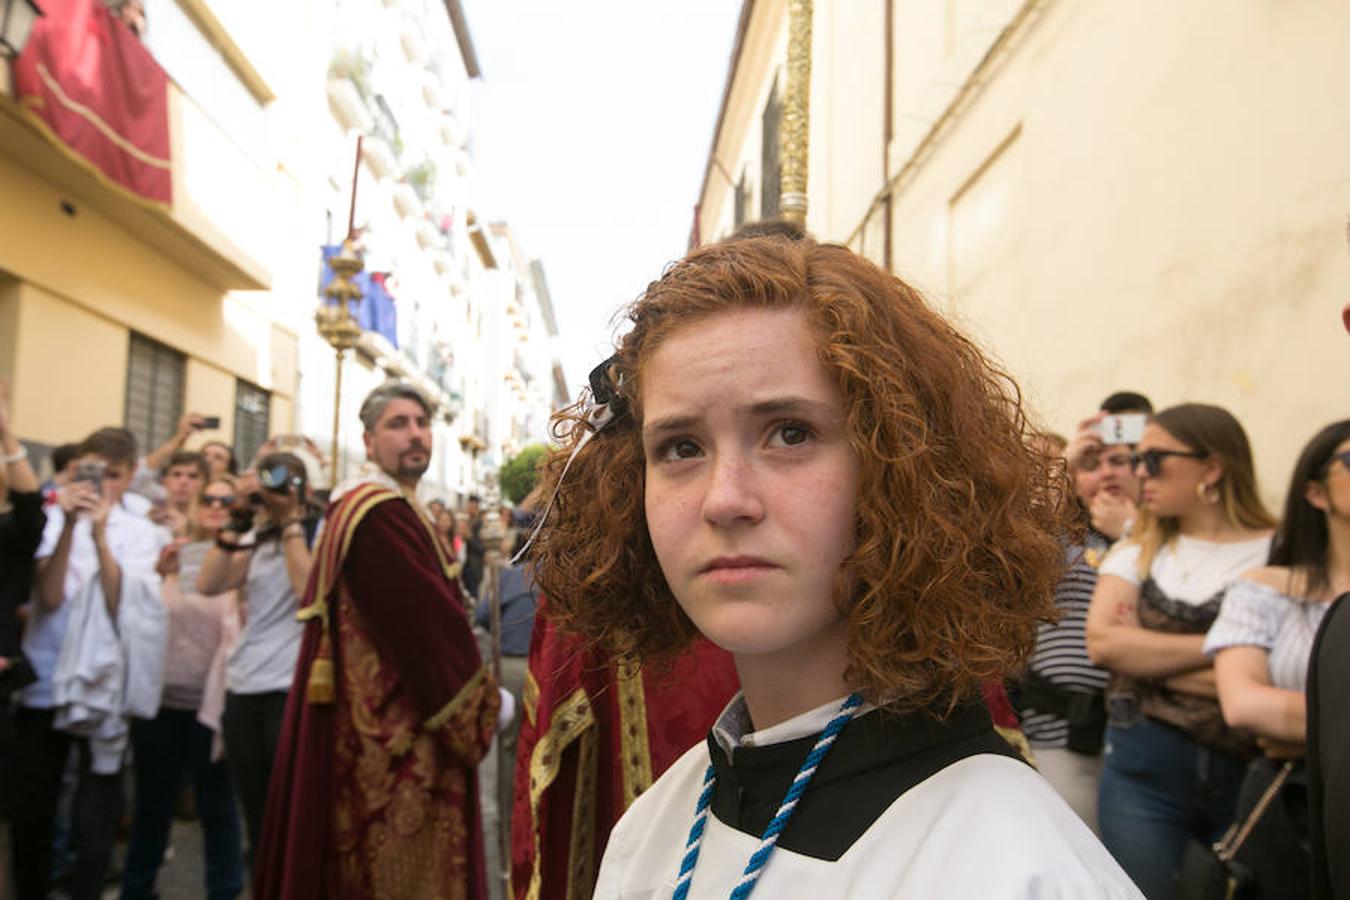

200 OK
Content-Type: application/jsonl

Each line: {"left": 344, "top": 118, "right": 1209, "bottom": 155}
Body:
{"left": 616, "top": 659, "right": 653, "bottom": 808}
{"left": 331, "top": 588, "right": 475, "bottom": 899}
{"left": 567, "top": 725, "right": 599, "bottom": 900}
{"left": 523, "top": 669, "right": 540, "bottom": 729}
{"left": 524, "top": 688, "right": 595, "bottom": 900}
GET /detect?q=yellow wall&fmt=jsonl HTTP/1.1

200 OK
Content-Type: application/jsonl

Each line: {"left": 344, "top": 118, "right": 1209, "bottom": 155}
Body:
{"left": 11, "top": 284, "right": 128, "bottom": 446}
{"left": 184, "top": 357, "right": 239, "bottom": 447}
{"left": 0, "top": 150, "right": 298, "bottom": 448}
{"left": 699, "top": 0, "right": 1350, "bottom": 508}
{"left": 0, "top": 279, "right": 19, "bottom": 380}
{"left": 882, "top": 0, "right": 1350, "bottom": 505}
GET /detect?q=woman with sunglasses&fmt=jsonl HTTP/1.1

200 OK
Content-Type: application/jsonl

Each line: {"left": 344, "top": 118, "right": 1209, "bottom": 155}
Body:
{"left": 197, "top": 451, "right": 313, "bottom": 865}
{"left": 123, "top": 476, "right": 244, "bottom": 899}
{"left": 1199, "top": 420, "right": 1350, "bottom": 898}
{"left": 1087, "top": 403, "right": 1276, "bottom": 898}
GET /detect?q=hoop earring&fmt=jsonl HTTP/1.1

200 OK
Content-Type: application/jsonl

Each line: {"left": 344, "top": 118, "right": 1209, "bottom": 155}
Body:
{"left": 1196, "top": 481, "right": 1220, "bottom": 505}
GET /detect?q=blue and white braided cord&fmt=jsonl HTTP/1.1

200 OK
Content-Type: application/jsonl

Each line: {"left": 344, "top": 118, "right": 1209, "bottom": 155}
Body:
{"left": 671, "top": 692, "right": 864, "bottom": 900}
{"left": 671, "top": 765, "right": 716, "bottom": 900}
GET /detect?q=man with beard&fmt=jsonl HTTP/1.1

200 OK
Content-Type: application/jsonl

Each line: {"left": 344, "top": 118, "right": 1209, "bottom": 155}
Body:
{"left": 253, "top": 382, "right": 500, "bottom": 899}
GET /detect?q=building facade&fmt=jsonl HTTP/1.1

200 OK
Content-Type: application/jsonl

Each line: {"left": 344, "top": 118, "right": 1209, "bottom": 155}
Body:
{"left": 696, "top": 0, "right": 1350, "bottom": 506}
{"left": 0, "top": 0, "right": 302, "bottom": 469}
{"left": 1, "top": 0, "right": 564, "bottom": 500}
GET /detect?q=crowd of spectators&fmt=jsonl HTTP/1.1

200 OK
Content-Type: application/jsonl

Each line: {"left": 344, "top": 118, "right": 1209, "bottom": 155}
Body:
{"left": 1016, "top": 390, "right": 1348, "bottom": 899}
{"left": 0, "top": 363, "right": 1342, "bottom": 899}
{"left": 0, "top": 388, "right": 517, "bottom": 899}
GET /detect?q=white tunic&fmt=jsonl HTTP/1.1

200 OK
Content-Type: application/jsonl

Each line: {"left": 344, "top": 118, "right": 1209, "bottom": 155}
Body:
{"left": 596, "top": 718, "right": 1143, "bottom": 899}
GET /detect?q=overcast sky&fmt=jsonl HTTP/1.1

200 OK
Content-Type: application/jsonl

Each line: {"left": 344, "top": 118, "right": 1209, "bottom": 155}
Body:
{"left": 460, "top": 1, "right": 741, "bottom": 397}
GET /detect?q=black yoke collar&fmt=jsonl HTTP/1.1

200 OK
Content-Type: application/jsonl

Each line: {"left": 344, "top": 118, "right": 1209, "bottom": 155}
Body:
{"left": 706, "top": 702, "right": 1020, "bottom": 861}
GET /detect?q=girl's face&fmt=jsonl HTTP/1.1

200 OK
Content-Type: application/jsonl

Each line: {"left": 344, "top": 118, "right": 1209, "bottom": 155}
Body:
{"left": 1135, "top": 422, "right": 1219, "bottom": 518}
{"left": 641, "top": 307, "right": 861, "bottom": 669}
{"left": 196, "top": 480, "right": 235, "bottom": 534}
{"left": 1309, "top": 438, "right": 1350, "bottom": 520}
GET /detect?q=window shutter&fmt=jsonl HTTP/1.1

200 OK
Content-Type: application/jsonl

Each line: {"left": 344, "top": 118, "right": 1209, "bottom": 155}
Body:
{"left": 124, "top": 333, "right": 186, "bottom": 458}
{"left": 233, "top": 380, "right": 271, "bottom": 466}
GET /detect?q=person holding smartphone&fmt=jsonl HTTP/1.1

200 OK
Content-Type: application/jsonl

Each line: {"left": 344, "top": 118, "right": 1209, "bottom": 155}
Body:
{"left": 196, "top": 452, "right": 313, "bottom": 863}
{"left": 12, "top": 427, "right": 167, "bottom": 900}
{"left": 128, "top": 411, "right": 224, "bottom": 503}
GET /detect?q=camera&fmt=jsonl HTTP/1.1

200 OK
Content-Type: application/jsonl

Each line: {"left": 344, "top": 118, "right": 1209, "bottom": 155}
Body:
{"left": 227, "top": 506, "right": 255, "bottom": 534}
{"left": 258, "top": 464, "right": 303, "bottom": 495}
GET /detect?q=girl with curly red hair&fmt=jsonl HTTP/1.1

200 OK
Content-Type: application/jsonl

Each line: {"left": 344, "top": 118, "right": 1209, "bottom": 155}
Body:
{"left": 530, "top": 234, "right": 1141, "bottom": 898}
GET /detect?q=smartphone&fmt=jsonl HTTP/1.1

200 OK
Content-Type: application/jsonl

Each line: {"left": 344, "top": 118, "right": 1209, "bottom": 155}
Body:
{"left": 1096, "top": 413, "right": 1146, "bottom": 445}
{"left": 197, "top": 416, "right": 221, "bottom": 430}
{"left": 73, "top": 460, "right": 106, "bottom": 497}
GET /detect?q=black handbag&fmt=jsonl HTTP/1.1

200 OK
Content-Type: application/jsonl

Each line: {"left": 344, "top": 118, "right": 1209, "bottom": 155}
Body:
{"left": 1009, "top": 670, "right": 1106, "bottom": 755}
{"left": 1175, "top": 761, "right": 1294, "bottom": 900}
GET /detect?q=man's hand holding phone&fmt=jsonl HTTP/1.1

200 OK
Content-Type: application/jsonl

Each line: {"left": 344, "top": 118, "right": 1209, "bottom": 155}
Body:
{"left": 1064, "top": 414, "right": 1106, "bottom": 471}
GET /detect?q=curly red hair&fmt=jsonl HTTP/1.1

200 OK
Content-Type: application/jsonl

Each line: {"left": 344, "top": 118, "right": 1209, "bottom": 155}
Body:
{"left": 531, "top": 235, "right": 1072, "bottom": 713}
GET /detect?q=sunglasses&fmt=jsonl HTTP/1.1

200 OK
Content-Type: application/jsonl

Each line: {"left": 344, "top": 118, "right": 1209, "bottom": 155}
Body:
{"left": 201, "top": 495, "right": 237, "bottom": 508}
{"left": 1131, "top": 448, "right": 1208, "bottom": 477}
{"left": 1327, "top": 450, "right": 1350, "bottom": 476}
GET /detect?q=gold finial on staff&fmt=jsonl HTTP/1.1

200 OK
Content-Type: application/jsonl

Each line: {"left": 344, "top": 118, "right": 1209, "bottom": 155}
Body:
{"left": 315, "top": 136, "right": 366, "bottom": 484}
{"left": 780, "top": 0, "right": 813, "bottom": 225}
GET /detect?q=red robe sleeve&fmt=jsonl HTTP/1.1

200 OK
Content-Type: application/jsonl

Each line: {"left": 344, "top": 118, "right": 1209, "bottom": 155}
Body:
{"left": 342, "top": 498, "right": 498, "bottom": 765}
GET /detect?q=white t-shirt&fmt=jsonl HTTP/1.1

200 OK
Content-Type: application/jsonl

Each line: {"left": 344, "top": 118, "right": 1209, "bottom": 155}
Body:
{"left": 20, "top": 502, "right": 167, "bottom": 708}
{"left": 226, "top": 538, "right": 303, "bottom": 694}
{"left": 596, "top": 701, "right": 1143, "bottom": 899}
{"left": 1098, "top": 535, "right": 1271, "bottom": 605}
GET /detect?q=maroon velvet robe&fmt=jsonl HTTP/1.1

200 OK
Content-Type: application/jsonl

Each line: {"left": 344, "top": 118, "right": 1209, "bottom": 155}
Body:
{"left": 253, "top": 484, "right": 499, "bottom": 900}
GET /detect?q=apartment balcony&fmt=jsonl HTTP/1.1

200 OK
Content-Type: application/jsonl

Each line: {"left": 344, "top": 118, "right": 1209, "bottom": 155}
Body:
{"left": 416, "top": 220, "right": 439, "bottom": 249}
{"left": 400, "top": 23, "right": 427, "bottom": 65}
{"left": 438, "top": 112, "right": 466, "bottom": 148}
{"left": 420, "top": 71, "right": 444, "bottom": 110}
{"left": 0, "top": 69, "right": 272, "bottom": 291}
{"left": 326, "top": 75, "right": 373, "bottom": 133}
{"left": 392, "top": 183, "right": 423, "bottom": 220}
{"left": 362, "top": 136, "right": 398, "bottom": 180}
{"left": 451, "top": 148, "right": 471, "bottom": 178}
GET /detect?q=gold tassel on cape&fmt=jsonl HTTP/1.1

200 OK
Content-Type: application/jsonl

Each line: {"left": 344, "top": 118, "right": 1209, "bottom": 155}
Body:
{"left": 307, "top": 631, "right": 336, "bottom": 704}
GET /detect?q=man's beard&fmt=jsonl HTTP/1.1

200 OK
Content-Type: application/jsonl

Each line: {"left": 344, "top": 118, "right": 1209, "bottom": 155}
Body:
{"left": 396, "top": 448, "right": 430, "bottom": 479}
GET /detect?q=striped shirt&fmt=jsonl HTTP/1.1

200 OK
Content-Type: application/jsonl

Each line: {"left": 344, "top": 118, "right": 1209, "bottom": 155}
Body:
{"left": 1205, "top": 577, "right": 1331, "bottom": 692}
{"left": 1022, "top": 532, "right": 1112, "bottom": 748}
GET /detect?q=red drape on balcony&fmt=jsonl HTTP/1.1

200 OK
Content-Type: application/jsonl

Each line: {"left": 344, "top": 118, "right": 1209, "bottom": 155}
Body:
{"left": 13, "top": 0, "right": 171, "bottom": 204}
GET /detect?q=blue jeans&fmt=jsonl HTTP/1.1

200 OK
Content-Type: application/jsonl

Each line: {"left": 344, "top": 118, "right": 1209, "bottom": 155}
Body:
{"left": 121, "top": 708, "right": 243, "bottom": 900}
{"left": 1098, "top": 716, "right": 1247, "bottom": 899}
